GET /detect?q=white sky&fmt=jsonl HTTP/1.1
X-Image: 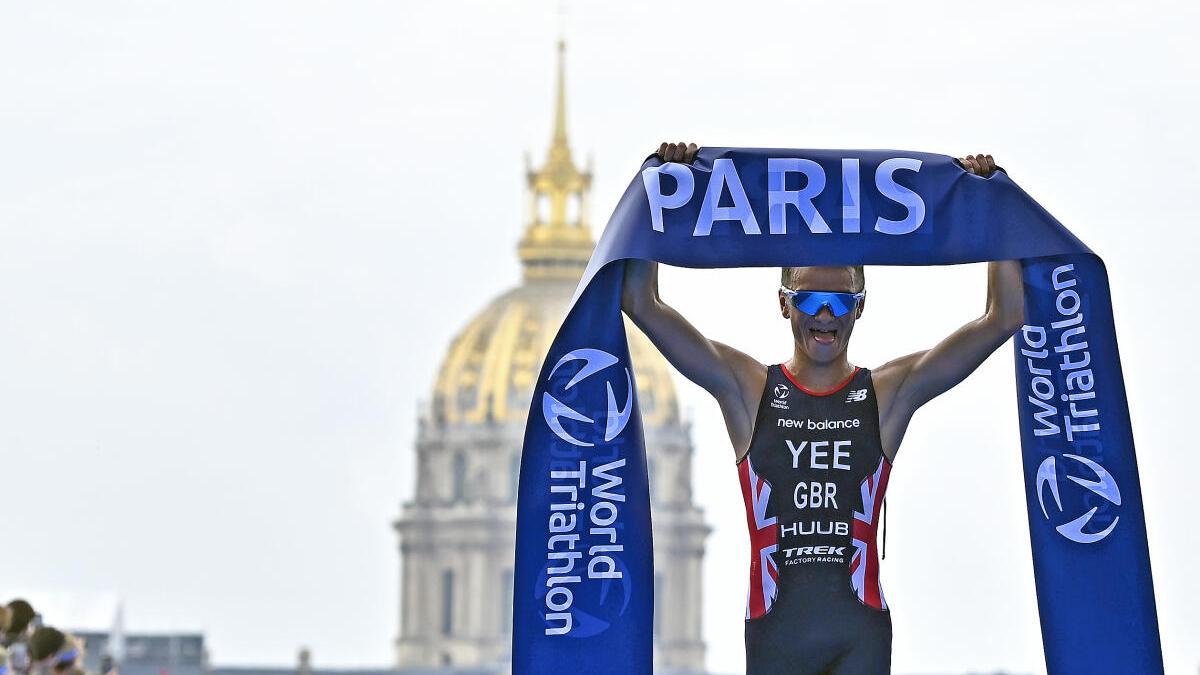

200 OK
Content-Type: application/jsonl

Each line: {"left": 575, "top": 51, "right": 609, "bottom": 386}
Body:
{"left": 2, "top": 1, "right": 1197, "bottom": 674}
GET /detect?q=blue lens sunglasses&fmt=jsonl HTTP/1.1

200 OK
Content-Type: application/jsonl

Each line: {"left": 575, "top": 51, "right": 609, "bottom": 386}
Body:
{"left": 779, "top": 287, "right": 866, "bottom": 317}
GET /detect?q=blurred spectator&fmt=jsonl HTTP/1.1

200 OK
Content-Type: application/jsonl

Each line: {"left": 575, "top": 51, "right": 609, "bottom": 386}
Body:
{"left": 2, "top": 601, "right": 35, "bottom": 647}
{"left": 28, "top": 627, "right": 65, "bottom": 675}
{"left": 27, "top": 627, "right": 64, "bottom": 663}
{"left": 51, "top": 634, "right": 84, "bottom": 675}
{"left": 2, "top": 600, "right": 36, "bottom": 675}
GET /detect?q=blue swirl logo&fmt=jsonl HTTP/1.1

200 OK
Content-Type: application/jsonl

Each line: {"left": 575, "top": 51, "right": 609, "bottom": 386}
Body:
{"left": 1035, "top": 453, "right": 1122, "bottom": 544}
{"left": 541, "top": 348, "right": 632, "bottom": 446}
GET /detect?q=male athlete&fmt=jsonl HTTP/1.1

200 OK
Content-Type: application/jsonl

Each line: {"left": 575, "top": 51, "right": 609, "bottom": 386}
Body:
{"left": 621, "top": 142, "right": 1024, "bottom": 674}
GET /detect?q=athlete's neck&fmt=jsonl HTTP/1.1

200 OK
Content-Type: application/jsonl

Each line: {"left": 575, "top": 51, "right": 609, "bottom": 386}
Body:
{"left": 784, "top": 351, "right": 856, "bottom": 392}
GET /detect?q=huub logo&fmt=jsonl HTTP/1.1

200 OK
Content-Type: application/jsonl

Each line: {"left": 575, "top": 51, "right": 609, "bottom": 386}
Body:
{"left": 541, "top": 348, "right": 633, "bottom": 447}
{"left": 1035, "top": 454, "right": 1122, "bottom": 544}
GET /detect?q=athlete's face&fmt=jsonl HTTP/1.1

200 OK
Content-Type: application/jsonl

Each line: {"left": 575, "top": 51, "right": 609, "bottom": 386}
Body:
{"left": 779, "top": 266, "right": 864, "bottom": 363}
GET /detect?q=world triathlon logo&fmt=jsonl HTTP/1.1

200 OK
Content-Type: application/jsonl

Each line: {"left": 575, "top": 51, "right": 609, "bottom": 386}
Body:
{"left": 538, "top": 347, "right": 635, "bottom": 638}
{"left": 771, "top": 383, "right": 790, "bottom": 410}
{"left": 1034, "top": 454, "right": 1122, "bottom": 544}
{"left": 541, "top": 348, "right": 633, "bottom": 446}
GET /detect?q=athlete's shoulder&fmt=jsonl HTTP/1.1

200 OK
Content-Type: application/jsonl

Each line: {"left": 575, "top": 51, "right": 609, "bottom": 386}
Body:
{"left": 709, "top": 346, "right": 769, "bottom": 463}
{"left": 737, "top": 358, "right": 771, "bottom": 419}
{"left": 711, "top": 340, "right": 769, "bottom": 392}
{"left": 868, "top": 354, "right": 921, "bottom": 430}
{"left": 870, "top": 353, "right": 918, "bottom": 390}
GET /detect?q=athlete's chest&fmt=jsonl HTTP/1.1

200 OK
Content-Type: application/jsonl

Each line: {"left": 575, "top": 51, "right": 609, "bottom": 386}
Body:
{"left": 746, "top": 368, "right": 885, "bottom": 515}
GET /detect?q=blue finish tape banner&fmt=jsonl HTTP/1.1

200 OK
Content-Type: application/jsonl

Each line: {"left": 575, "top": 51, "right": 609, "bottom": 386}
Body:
{"left": 512, "top": 148, "right": 1163, "bottom": 674}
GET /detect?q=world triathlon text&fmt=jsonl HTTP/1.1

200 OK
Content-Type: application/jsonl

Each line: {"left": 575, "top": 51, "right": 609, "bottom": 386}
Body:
{"left": 544, "top": 458, "right": 626, "bottom": 636}
{"left": 641, "top": 157, "right": 925, "bottom": 236}
{"left": 1020, "top": 264, "right": 1101, "bottom": 441}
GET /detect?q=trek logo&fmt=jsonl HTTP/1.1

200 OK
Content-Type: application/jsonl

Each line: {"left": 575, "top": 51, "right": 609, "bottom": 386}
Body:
{"left": 846, "top": 388, "right": 868, "bottom": 403}
{"left": 782, "top": 545, "right": 846, "bottom": 558}
{"left": 1034, "top": 453, "right": 1122, "bottom": 544}
{"left": 541, "top": 348, "right": 633, "bottom": 447}
{"left": 642, "top": 157, "right": 926, "bottom": 237}
{"left": 770, "top": 384, "right": 790, "bottom": 411}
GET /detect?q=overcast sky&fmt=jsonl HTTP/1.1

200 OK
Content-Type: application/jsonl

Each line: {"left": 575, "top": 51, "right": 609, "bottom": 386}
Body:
{"left": 2, "top": 1, "right": 1198, "bottom": 674}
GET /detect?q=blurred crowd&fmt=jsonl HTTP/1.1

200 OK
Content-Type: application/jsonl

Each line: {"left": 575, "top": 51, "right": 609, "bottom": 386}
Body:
{"left": 1, "top": 599, "right": 113, "bottom": 675}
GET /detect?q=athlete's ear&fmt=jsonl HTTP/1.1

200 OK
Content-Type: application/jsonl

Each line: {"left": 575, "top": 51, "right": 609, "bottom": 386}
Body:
{"left": 779, "top": 291, "right": 790, "bottom": 319}
{"left": 856, "top": 297, "right": 866, "bottom": 318}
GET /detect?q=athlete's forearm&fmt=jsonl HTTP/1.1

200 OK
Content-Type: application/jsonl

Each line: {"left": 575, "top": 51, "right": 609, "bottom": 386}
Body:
{"left": 621, "top": 258, "right": 661, "bottom": 312}
{"left": 963, "top": 154, "right": 1023, "bottom": 335}
{"left": 620, "top": 260, "right": 744, "bottom": 399}
{"left": 884, "top": 261, "right": 1026, "bottom": 412}
{"left": 622, "top": 290, "right": 736, "bottom": 397}
{"left": 982, "top": 259, "right": 1025, "bottom": 336}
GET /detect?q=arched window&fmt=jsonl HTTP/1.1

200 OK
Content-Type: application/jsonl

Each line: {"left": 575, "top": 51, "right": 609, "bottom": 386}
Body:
{"left": 452, "top": 452, "right": 467, "bottom": 502}
{"left": 566, "top": 193, "right": 581, "bottom": 226}
{"left": 441, "top": 569, "right": 455, "bottom": 636}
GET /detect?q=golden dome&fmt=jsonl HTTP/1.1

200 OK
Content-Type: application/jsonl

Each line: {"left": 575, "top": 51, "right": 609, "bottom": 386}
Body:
{"left": 430, "top": 281, "right": 679, "bottom": 428}
{"left": 429, "top": 40, "right": 679, "bottom": 430}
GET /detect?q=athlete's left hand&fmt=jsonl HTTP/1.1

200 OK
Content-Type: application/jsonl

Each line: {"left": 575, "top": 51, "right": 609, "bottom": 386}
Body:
{"left": 960, "top": 153, "right": 998, "bottom": 177}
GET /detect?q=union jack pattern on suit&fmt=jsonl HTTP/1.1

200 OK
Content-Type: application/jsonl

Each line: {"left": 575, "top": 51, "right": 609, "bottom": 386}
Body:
{"left": 738, "top": 456, "right": 779, "bottom": 619}
{"left": 850, "top": 455, "right": 891, "bottom": 609}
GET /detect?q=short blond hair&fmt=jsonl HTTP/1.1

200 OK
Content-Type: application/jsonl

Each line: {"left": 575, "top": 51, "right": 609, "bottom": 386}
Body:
{"left": 781, "top": 265, "right": 865, "bottom": 292}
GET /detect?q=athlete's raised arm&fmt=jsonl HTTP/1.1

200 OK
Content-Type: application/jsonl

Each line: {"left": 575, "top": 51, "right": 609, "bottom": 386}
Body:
{"left": 621, "top": 142, "right": 766, "bottom": 456}
{"left": 873, "top": 154, "right": 1026, "bottom": 456}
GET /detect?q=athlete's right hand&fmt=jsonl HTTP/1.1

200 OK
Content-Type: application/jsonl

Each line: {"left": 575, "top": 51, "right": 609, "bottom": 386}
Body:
{"left": 655, "top": 141, "right": 699, "bottom": 164}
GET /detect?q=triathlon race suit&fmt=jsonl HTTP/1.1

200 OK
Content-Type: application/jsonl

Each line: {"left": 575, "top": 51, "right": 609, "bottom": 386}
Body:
{"left": 738, "top": 363, "right": 893, "bottom": 675}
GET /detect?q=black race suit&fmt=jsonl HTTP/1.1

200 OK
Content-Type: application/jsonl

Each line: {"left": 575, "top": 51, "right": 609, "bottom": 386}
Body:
{"left": 738, "top": 364, "right": 893, "bottom": 675}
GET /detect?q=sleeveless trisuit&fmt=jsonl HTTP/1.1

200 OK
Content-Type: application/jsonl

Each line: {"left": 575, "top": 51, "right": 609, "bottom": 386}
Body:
{"left": 738, "top": 363, "right": 893, "bottom": 674}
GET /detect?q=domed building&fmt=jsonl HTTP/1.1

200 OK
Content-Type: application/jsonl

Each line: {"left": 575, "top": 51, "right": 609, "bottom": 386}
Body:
{"left": 393, "top": 42, "right": 711, "bottom": 674}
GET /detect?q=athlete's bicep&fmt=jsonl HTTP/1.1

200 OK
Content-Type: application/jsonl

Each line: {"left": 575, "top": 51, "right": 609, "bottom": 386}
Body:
{"left": 711, "top": 341, "right": 767, "bottom": 456}
{"left": 623, "top": 294, "right": 763, "bottom": 452}
{"left": 891, "top": 316, "right": 1013, "bottom": 414}
{"left": 622, "top": 297, "right": 739, "bottom": 397}
{"left": 871, "top": 352, "right": 926, "bottom": 460}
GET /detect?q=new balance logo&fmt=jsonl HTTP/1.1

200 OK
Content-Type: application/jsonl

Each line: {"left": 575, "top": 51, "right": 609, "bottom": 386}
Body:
{"left": 846, "top": 389, "right": 868, "bottom": 403}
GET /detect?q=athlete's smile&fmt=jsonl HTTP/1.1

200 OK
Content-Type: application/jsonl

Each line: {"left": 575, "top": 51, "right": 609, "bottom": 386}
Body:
{"left": 808, "top": 325, "right": 839, "bottom": 346}
{"left": 798, "top": 304, "right": 854, "bottom": 352}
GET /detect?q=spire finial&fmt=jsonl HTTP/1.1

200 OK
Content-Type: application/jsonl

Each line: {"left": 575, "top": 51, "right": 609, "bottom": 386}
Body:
{"left": 552, "top": 39, "right": 568, "bottom": 148}
{"left": 517, "top": 38, "right": 593, "bottom": 282}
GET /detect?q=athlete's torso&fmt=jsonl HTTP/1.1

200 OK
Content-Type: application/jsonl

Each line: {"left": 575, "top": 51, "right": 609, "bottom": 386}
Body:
{"left": 737, "top": 363, "right": 893, "bottom": 673}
